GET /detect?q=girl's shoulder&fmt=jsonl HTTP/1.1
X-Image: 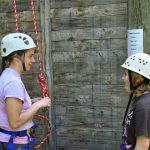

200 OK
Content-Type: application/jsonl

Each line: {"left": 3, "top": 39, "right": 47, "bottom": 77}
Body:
{"left": 134, "top": 93, "right": 150, "bottom": 112}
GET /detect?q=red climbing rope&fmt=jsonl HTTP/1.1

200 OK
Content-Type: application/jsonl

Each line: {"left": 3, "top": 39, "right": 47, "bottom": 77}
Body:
{"left": 30, "top": 0, "right": 48, "bottom": 98}
{"left": 13, "top": 0, "right": 48, "bottom": 97}
{"left": 13, "top": 0, "right": 19, "bottom": 32}
{"left": 29, "top": 0, "right": 52, "bottom": 148}
{"left": 33, "top": 114, "right": 52, "bottom": 149}
{"left": 13, "top": 0, "right": 51, "bottom": 149}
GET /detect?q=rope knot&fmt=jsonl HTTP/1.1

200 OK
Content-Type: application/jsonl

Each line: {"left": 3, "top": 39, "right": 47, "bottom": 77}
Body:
{"left": 38, "top": 75, "right": 48, "bottom": 97}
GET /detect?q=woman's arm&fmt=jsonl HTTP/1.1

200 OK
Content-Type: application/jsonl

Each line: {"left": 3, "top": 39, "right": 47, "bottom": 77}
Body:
{"left": 31, "top": 97, "right": 42, "bottom": 104}
{"left": 6, "top": 97, "right": 51, "bottom": 129}
{"left": 135, "top": 136, "right": 150, "bottom": 150}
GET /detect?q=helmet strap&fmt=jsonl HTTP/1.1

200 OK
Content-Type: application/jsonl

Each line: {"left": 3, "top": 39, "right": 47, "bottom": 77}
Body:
{"left": 21, "top": 53, "right": 26, "bottom": 71}
{"left": 122, "top": 92, "right": 133, "bottom": 126}
{"left": 128, "top": 70, "right": 134, "bottom": 91}
{"left": 128, "top": 70, "right": 149, "bottom": 91}
{"left": 15, "top": 53, "right": 26, "bottom": 71}
{"left": 22, "top": 61, "right": 26, "bottom": 71}
{"left": 123, "top": 71, "right": 150, "bottom": 126}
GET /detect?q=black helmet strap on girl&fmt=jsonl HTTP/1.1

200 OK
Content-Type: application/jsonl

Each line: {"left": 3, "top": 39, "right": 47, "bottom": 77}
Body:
{"left": 122, "top": 70, "right": 149, "bottom": 126}
{"left": 18, "top": 55, "right": 26, "bottom": 72}
{"left": 15, "top": 52, "right": 26, "bottom": 71}
{"left": 128, "top": 70, "right": 149, "bottom": 91}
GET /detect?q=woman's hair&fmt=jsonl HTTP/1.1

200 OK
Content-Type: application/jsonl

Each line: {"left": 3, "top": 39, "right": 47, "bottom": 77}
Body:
{"left": 0, "top": 50, "right": 26, "bottom": 75}
{"left": 131, "top": 71, "right": 150, "bottom": 93}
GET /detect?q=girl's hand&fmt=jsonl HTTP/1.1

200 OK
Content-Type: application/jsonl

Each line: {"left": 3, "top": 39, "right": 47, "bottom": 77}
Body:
{"left": 31, "top": 97, "right": 42, "bottom": 103}
{"left": 36, "top": 97, "right": 51, "bottom": 108}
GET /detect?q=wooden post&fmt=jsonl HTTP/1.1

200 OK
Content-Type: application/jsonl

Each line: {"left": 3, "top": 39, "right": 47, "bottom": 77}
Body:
{"left": 40, "top": 0, "right": 56, "bottom": 149}
{"left": 128, "top": 0, "right": 150, "bottom": 54}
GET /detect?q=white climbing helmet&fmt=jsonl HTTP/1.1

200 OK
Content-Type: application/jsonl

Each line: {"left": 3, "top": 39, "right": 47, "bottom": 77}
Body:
{"left": 1, "top": 32, "right": 36, "bottom": 57}
{"left": 121, "top": 53, "right": 150, "bottom": 80}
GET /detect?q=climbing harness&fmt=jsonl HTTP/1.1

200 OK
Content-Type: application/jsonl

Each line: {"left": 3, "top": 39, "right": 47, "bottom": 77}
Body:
{"left": 12, "top": 0, "right": 52, "bottom": 149}
{"left": 119, "top": 144, "right": 126, "bottom": 150}
{"left": 0, "top": 125, "right": 37, "bottom": 150}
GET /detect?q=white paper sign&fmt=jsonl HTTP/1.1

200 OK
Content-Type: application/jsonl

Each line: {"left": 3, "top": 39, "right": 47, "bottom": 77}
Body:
{"left": 128, "top": 29, "right": 143, "bottom": 56}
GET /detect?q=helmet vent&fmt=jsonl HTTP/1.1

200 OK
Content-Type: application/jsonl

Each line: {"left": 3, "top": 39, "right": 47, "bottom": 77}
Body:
{"left": 121, "top": 53, "right": 150, "bottom": 80}
{"left": 3, "top": 48, "right": 6, "bottom": 53}
{"left": 23, "top": 37, "right": 26, "bottom": 40}
{"left": 130, "top": 56, "right": 135, "bottom": 60}
{"left": 138, "top": 59, "right": 147, "bottom": 65}
{"left": 125, "top": 62, "right": 130, "bottom": 66}
{"left": 1, "top": 33, "right": 36, "bottom": 57}
{"left": 13, "top": 36, "right": 29, "bottom": 45}
{"left": 24, "top": 40, "right": 29, "bottom": 45}
{"left": 22, "top": 36, "right": 29, "bottom": 45}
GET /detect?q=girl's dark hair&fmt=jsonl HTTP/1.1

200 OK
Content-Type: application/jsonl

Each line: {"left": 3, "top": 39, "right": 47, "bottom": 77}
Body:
{"left": 0, "top": 57, "right": 7, "bottom": 75}
{"left": 0, "top": 50, "right": 26, "bottom": 75}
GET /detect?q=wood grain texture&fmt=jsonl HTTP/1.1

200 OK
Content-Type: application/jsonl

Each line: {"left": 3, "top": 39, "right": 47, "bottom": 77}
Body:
{"left": 51, "top": 0, "right": 128, "bottom": 149}
{"left": 128, "top": 0, "right": 150, "bottom": 54}
{"left": 0, "top": 0, "right": 128, "bottom": 149}
{"left": 50, "top": 0, "right": 127, "bottom": 9}
{"left": 0, "top": 0, "right": 39, "bottom": 13}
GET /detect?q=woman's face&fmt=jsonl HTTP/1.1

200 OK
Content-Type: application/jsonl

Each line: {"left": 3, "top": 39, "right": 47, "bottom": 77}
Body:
{"left": 24, "top": 48, "right": 35, "bottom": 71}
{"left": 122, "top": 69, "right": 130, "bottom": 92}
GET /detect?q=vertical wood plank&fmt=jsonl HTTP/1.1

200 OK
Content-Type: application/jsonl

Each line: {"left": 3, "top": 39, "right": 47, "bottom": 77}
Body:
{"left": 40, "top": 0, "right": 56, "bottom": 149}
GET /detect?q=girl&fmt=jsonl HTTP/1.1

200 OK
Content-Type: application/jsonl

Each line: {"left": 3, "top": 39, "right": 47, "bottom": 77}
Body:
{"left": 0, "top": 33, "right": 51, "bottom": 150}
{"left": 121, "top": 53, "right": 150, "bottom": 150}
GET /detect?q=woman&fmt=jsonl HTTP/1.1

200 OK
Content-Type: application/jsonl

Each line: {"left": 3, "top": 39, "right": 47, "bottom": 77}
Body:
{"left": 120, "top": 53, "right": 150, "bottom": 150}
{"left": 0, "top": 33, "right": 51, "bottom": 150}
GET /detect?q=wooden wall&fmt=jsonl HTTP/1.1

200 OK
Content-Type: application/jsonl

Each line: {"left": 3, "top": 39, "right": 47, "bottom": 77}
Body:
{"left": 0, "top": 0, "right": 129, "bottom": 150}
{"left": 51, "top": 0, "right": 128, "bottom": 150}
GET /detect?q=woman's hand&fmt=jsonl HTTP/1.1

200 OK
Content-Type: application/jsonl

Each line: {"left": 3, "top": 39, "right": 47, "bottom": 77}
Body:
{"left": 31, "top": 97, "right": 42, "bottom": 103}
{"left": 6, "top": 97, "right": 51, "bottom": 129}
{"left": 35, "top": 97, "right": 51, "bottom": 108}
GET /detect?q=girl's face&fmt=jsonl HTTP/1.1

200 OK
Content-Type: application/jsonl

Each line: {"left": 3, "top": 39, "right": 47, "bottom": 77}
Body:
{"left": 122, "top": 69, "right": 130, "bottom": 92}
{"left": 24, "top": 48, "right": 35, "bottom": 71}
